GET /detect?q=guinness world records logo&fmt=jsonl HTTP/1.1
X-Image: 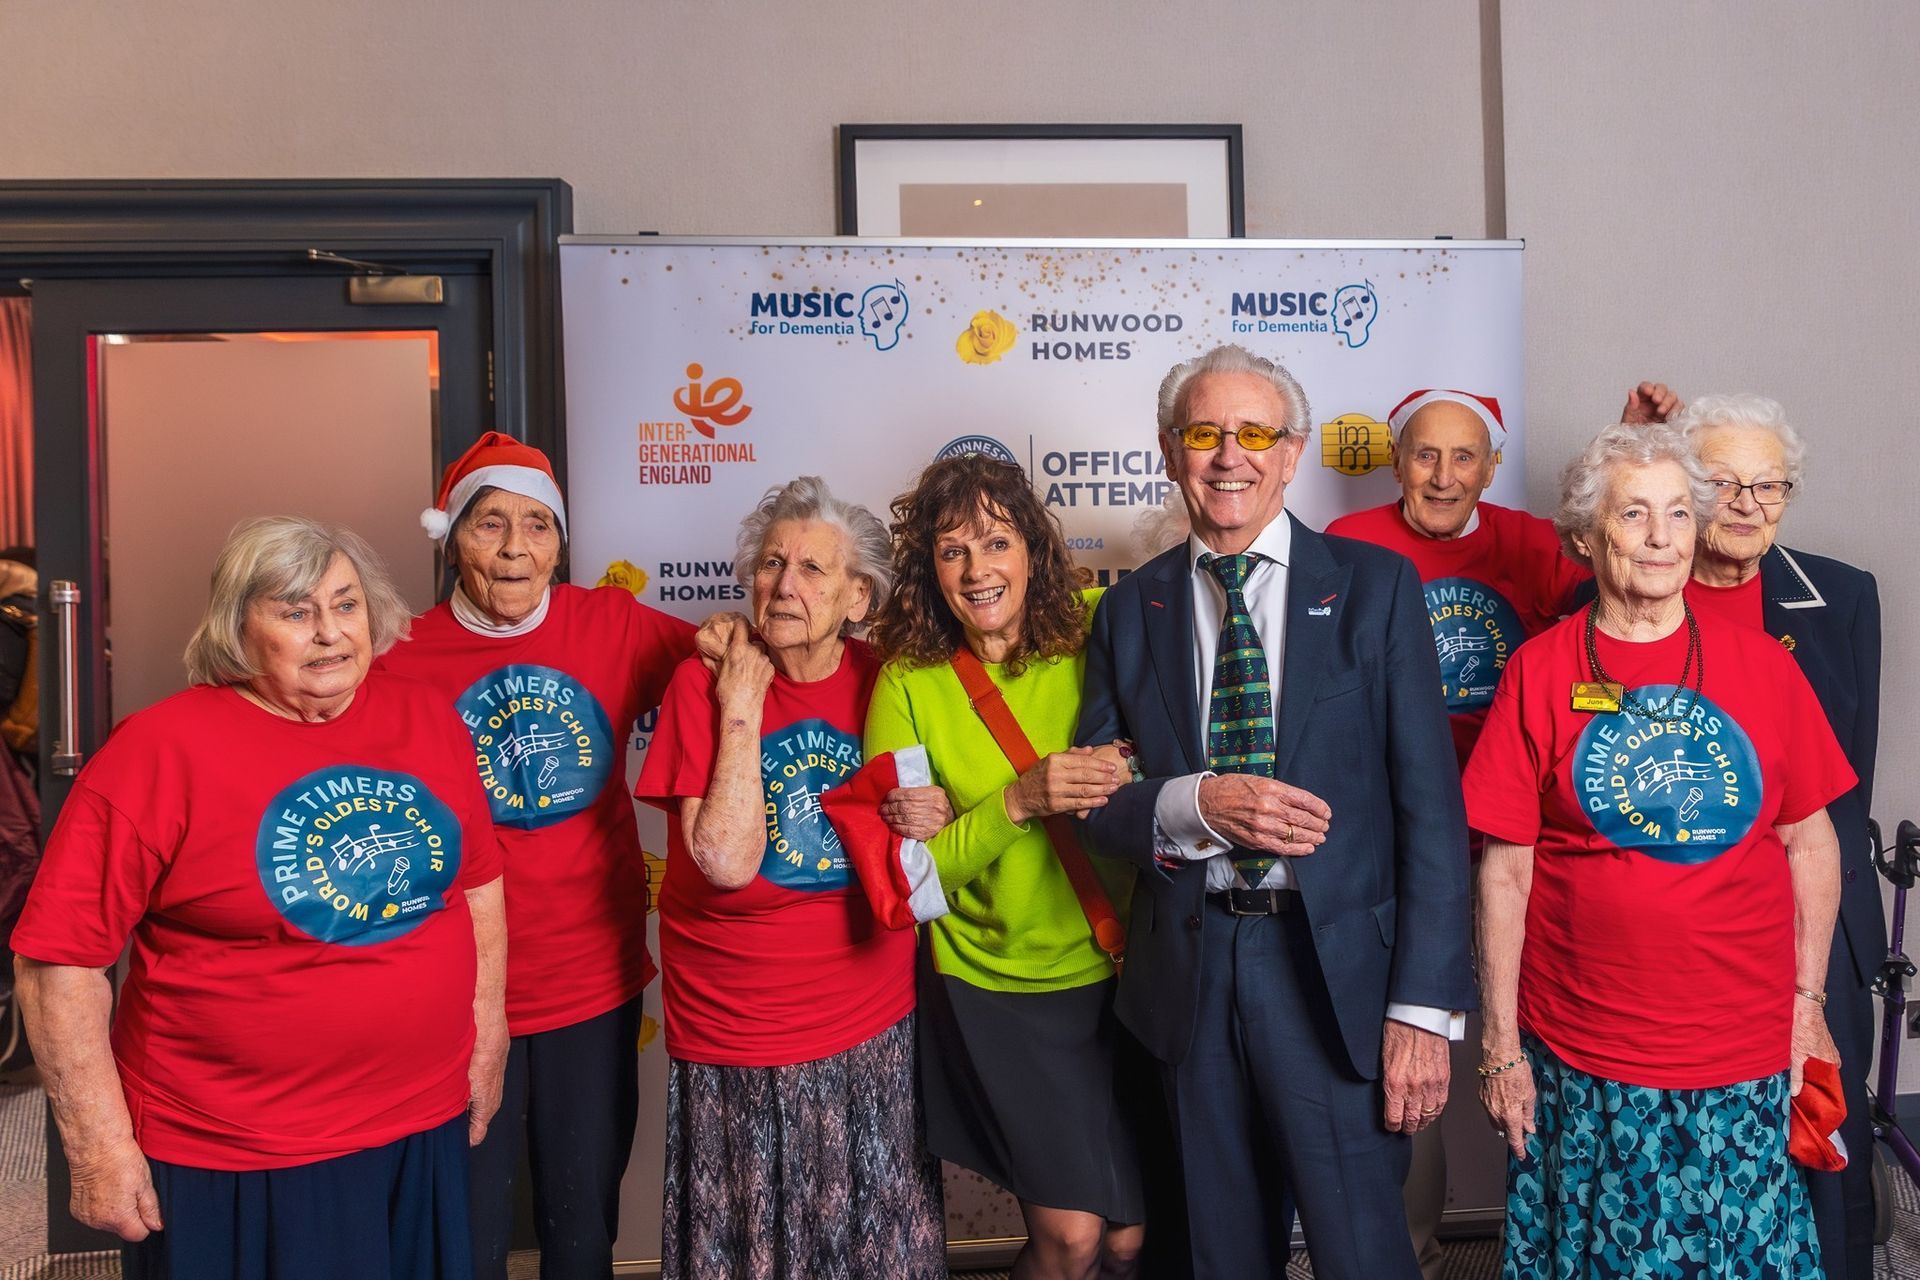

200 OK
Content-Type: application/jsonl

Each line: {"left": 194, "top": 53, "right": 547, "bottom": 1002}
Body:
{"left": 1572, "top": 686, "right": 1763, "bottom": 864}
{"left": 935, "top": 435, "right": 1019, "bottom": 465}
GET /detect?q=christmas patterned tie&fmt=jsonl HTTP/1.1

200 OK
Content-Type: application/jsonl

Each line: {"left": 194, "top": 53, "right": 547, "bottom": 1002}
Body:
{"left": 1202, "top": 553, "right": 1278, "bottom": 887}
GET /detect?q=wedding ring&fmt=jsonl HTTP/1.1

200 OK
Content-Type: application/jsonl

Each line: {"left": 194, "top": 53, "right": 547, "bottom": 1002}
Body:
{"left": 1420, "top": 1106, "right": 1442, "bottom": 1116}
{"left": 1287, "top": 823, "right": 1296, "bottom": 844}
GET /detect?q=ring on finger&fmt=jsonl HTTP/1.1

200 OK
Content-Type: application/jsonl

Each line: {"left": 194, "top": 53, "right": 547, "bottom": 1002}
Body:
{"left": 1286, "top": 823, "right": 1295, "bottom": 844}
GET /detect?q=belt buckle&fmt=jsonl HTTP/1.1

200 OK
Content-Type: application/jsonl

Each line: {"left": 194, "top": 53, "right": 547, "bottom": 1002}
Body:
{"left": 1227, "top": 887, "right": 1277, "bottom": 916}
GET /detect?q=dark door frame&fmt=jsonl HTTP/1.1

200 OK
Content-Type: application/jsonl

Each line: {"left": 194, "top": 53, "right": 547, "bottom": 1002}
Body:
{"left": 0, "top": 177, "right": 571, "bottom": 464}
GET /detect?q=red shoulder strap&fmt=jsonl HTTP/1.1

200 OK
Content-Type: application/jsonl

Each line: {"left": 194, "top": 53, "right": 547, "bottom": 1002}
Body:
{"left": 949, "top": 648, "right": 1126, "bottom": 967}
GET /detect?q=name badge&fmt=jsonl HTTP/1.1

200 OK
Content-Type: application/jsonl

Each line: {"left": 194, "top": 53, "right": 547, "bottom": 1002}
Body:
{"left": 1570, "top": 681, "right": 1624, "bottom": 714}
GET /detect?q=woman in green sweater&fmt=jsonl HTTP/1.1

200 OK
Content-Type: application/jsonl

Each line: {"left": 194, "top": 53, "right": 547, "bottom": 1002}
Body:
{"left": 866, "top": 455, "right": 1143, "bottom": 1280}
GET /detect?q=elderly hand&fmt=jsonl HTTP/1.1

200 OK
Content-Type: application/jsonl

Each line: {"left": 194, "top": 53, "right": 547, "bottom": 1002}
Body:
{"left": 881, "top": 786, "right": 953, "bottom": 842}
{"left": 467, "top": 1007, "right": 509, "bottom": 1147}
{"left": 68, "top": 1136, "right": 163, "bottom": 1241}
{"left": 1383, "top": 1020, "right": 1451, "bottom": 1135}
{"left": 1620, "top": 382, "right": 1684, "bottom": 425}
{"left": 714, "top": 627, "right": 774, "bottom": 715}
{"left": 1790, "top": 993, "right": 1841, "bottom": 1097}
{"left": 1004, "top": 747, "right": 1121, "bottom": 826}
{"left": 1195, "top": 774, "right": 1329, "bottom": 856}
{"left": 694, "top": 612, "right": 753, "bottom": 672}
{"left": 1477, "top": 1049, "right": 1537, "bottom": 1159}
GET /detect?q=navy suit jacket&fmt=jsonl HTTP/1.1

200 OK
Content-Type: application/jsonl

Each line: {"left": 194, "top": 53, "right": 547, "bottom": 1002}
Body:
{"left": 1075, "top": 513, "right": 1476, "bottom": 1075}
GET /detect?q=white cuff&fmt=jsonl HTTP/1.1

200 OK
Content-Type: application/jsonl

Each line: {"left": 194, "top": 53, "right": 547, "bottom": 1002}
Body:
{"left": 1151, "top": 772, "right": 1231, "bottom": 860}
{"left": 1386, "top": 1004, "right": 1467, "bottom": 1041}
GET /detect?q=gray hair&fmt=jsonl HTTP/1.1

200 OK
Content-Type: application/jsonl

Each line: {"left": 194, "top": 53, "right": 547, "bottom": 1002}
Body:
{"left": 733, "top": 476, "right": 893, "bottom": 631}
{"left": 1553, "top": 423, "right": 1718, "bottom": 568}
{"left": 185, "top": 516, "right": 413, "bottom": 686}
{"left": 1155, "top": 344, "right": 1312, "bottom": 441}
{"left": 1670, "top": 393, "right": 1807, "bottom": 488}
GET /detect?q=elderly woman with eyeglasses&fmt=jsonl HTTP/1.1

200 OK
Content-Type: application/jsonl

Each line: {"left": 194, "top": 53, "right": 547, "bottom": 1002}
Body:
{"left": 14, "top": 517, "right": 504, "bottom": 1280}
{"left": 1466, "top": 423, "right": 1853, "bottom": 1279}
{"left": 1673, "top": 394, "right": 1884, "bottom": 1278}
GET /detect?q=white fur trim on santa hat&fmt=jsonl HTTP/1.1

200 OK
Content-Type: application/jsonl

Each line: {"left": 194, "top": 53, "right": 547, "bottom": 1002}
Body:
{"left": 422, "top": 463, "right": 568, "bottom": 543}
{"left": 1388, "top": 389, "right": 1507, "bottom": 452}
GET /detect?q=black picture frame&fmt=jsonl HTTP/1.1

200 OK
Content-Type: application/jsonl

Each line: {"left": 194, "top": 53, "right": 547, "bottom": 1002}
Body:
{"left": 837, "top": 123, "right": 1245, "bottom": 237}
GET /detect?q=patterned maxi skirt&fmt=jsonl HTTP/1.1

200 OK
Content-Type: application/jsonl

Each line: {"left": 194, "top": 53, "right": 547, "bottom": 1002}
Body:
{"left": 1505, "top": 1033, "right": 1822, "bottom": 1280}
{"left": 661, "top": 1014, "right": 947, "bottom": 1280}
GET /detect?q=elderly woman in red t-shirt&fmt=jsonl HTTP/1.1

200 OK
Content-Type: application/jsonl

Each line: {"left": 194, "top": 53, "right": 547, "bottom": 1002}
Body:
{"left": 1464, "top": 423, "right": 1853, "bottom": 1280}
{"left": 14, "top": 516, "right": 504, "bottom": 1280}
{"left": 635, "top": 476, "right": 946, "bottom": 1280}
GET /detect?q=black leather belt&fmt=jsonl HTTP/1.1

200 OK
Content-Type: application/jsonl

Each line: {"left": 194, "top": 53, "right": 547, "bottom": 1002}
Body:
{"left": 1209, "top": 887, "right": 1298, "bottom": 916}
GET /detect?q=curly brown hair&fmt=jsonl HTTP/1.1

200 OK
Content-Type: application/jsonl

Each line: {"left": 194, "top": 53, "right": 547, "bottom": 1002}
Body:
{"left": 868, "top": 454, "right": 1092, "bottom": 674}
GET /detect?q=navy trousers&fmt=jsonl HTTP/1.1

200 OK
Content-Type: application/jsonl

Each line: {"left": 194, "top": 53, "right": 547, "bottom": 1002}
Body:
{"left": 469, "top": 995, "right": 643, "bottom": 1280}
{"left": 1165, "top": 899, "right": 1419, "bottom": 1280}
{"left": 125, "top": 1113, "right": 471, "bottom": 1280}
{"left": 1806, "top": 927, "right": 1876, "bottom": 1280}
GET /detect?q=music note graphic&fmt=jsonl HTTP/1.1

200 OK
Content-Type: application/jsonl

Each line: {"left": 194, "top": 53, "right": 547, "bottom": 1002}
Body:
{"left": 331, "top": 824, "right": 420, "bottom": 875}
{"left": 1631, "top": 748, "right": 1715, "bottom": 797}
{"left": 496, "top": 722, "right": 572, "bottom": 771}
{"left": 1435, "top": 626, "right": 1491, "bottom": 662}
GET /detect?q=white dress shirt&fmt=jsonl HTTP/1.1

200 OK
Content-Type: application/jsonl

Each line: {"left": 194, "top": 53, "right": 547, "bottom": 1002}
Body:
{"left": 1150, "top": 516, "right": 1464, "bottom": 1040}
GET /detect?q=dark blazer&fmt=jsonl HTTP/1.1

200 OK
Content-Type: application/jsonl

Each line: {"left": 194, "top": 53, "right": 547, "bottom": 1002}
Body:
{"left": 1075, "top": 513, "right": 1476, "bottom": 1075}
{"left": 1762, "top": 545, "right": 1884, "bottom": 983}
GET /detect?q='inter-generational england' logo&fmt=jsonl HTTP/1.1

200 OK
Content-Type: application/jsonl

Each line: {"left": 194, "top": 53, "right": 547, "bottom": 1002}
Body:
{"left": 759, "top": 718, "right": 862, "bottom": 891}
{"left": 456, "top": 665, "right": 616, "bottom": 830}
{"left": 255, "top": 765, "right": 461, "bottom": 945}
{"left": 671, "top": 363, "right": 752, "bottom": 438}
{"left": 1573, "top": 687, "right": 1763, "bottom": 863}
{"left": 1424, "top": 578, "right": 1524, "bottom": 710}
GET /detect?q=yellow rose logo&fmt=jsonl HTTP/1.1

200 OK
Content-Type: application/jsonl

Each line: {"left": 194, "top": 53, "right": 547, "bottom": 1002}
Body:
{"left": 637, "top": 1013, "right": 660, "bottom": 1054}
{"left": 381, "top": 903, "right": 400, "bottom": 919}
{"left": 598, "top": 559, "right": 650, "bottom": 595}
{"left": 956, "top": 310, "right": 1017, "bottom": 365}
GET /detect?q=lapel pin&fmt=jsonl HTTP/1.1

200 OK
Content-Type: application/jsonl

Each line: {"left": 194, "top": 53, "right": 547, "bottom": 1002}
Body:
{"left": 1781, "top": 634, "right": 1796, "bottom": 651}
{"left": 1320, "top": 593, "right": 1339, "bottom": 604}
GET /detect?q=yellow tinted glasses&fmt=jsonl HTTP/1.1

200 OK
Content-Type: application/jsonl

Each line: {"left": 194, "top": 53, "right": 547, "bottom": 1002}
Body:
{"left": 1175, "top": 421, "right": 1285, "bottom": 452}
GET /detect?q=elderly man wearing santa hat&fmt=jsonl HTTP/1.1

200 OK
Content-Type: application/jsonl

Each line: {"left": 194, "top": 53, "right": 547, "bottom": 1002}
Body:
{"left": 1324, "top": 381, "right": 1678, "bottom": 1280}
{"left": 379, "top": 432, "right": 700, "bottom": 1280}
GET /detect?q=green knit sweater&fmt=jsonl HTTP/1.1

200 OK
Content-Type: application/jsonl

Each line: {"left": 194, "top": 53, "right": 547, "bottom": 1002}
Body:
{"left": 864, "top": 599, "right": 1132, "bottom": 993}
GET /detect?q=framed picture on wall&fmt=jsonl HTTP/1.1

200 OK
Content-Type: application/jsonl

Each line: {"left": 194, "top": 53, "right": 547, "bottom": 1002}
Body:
{"left": 837, "top": 123, "right": 1245, "bottom": 237}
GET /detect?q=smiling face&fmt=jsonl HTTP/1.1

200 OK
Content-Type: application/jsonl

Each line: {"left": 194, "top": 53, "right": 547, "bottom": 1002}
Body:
{"left": 1163, "top": 370, "right": 1305, "bottom": 554}
{"left": 1572, "top": 460, "right": 1697, "bottom": 610}
{"left": 240, "top": 553, "right": 372, "bottom": 715}
{"left": 1696, "top": 423, "right": 1790, "bottom": 572}
{"left": 1393, "top": 401, "right": 1499, "bottom": 539}
{"left": 452, "top": 489, "right": 562, "bottom": 624}
{"left": 750, "top": 518, "right": 872, "bottom": 660}
{"left": 934, "top": 508, "right": 1031, "bottom": 656}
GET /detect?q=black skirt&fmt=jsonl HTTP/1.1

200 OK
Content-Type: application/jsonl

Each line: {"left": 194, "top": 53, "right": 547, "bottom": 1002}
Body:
{"left": 917, "top": 954, "right": 1146, "bottom": 1224}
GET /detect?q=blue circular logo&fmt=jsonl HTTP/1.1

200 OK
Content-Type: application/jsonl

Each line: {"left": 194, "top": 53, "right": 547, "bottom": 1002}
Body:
{"left": 759, "top": 718, "right": 862, "bottom": 891}
{"left": 255, "top": 766, "right": 462, "bottom": 945}
{"left": 1572, "top": 687, "right": 1763, "bottom": 864}
{"left": 456, "top": 665, "right": 615, "bottom": 830}
{"left": 935, "top": 434, "right": 1019, "bottom": 465}
{"left": 1425, "top": 577, "right": 1526, "bottom": 711}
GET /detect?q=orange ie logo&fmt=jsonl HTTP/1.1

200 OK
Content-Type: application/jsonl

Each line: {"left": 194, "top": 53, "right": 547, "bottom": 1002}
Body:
{"left": 672, "top": 363, "right": 752, "bottom": 439}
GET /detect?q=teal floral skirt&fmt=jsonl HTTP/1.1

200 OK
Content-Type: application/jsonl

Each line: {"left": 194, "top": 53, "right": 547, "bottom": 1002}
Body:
{"left": 1505, "top": 1034, "right": 1822, "bottom": 1279}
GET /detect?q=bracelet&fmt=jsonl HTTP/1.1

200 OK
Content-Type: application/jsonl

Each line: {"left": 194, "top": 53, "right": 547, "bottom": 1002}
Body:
{"left": 1477, "top": 1055, "right": 1525, "bottom": 1078}
{"left": 1795, "top": 986, "right": 1828, "bottom": 1007}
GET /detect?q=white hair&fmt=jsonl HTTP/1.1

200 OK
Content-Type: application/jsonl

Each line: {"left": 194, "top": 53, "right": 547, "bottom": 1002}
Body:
{"left": 1670, "top": 393, "right": 1807, "bottom": 488}
{"left": 1553, "top": 423, "right": 1718, "bottom": 568}
{"left": 1155, "top": 344, "right": 1312, "bottom": 441}
{"left": 733, "top": 476, "right": 893, "bottom": 632}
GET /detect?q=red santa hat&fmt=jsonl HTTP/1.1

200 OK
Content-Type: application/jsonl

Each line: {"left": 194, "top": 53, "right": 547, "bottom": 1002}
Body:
{"left": 420, "top": 431, "right": 568, "bottom": 543}
{"left": 1789, "top": 1056, "right": 1849, "bottom": 1172}
{"left": 821, "top": 745, "right": 949, "bottom": 929}
{"left": 1387, "top": 389, "right": 1507, "bottom": 453}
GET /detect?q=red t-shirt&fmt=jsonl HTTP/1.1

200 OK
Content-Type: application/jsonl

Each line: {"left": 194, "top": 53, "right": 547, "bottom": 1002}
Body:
{"left": 1685, "top": 574, "right": 1766, "bottom": 631}
{"left": 1326, "top": 501, "right": 1591, "bottom": 767}
{"left": 377, "top": 584, "right": 695, "bottom": 1034}
{"left": 633, "top": 640, "right": 916, "bottom": 1067}
{"left": 1462, "top": 607, "right": 1854, "bottom": 1088}
{"left": 13, "top": 674, "right": 502, "bottom": 1170}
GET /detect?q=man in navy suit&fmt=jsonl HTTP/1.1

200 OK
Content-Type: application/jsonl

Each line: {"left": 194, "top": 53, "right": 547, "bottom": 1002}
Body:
{"left": 1076, "top": 345, "right": 1475, "bottom": 1280}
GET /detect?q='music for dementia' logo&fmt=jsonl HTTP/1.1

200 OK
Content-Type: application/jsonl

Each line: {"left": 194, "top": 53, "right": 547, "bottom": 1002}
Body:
{"left": 1573, "top": 688, "right": 1762, "bottom": 863}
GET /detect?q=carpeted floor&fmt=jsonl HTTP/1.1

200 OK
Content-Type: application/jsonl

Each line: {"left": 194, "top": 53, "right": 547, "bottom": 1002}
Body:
{"left": 0, "top": 1079, "right": 1912, "bottom": 1278}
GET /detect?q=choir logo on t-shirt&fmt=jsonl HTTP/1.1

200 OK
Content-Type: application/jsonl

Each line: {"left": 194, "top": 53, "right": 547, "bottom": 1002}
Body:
{"left": 456, "top": 665, "right": 616, "bottom": 830}
{"left": 1573, "top": 687, "right": 1763, "bottom": 863}
{"left": 1425, "top": 578, "right": 1524, "bottom": 711}
{"left": 255, "top": 766, "right": 462, "bottom": 945}
{"left": 759, "top": 718, "right": 861, "bottom": 891}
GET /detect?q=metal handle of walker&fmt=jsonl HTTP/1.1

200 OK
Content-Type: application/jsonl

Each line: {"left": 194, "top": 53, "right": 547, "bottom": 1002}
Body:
{"left": 49, "top": 579, "right": 83, "bottom": 777}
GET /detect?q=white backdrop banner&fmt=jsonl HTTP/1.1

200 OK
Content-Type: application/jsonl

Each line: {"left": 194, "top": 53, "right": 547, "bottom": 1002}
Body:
{"left": 559, "top": 236, "right": 1524, "bottom": 1261}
